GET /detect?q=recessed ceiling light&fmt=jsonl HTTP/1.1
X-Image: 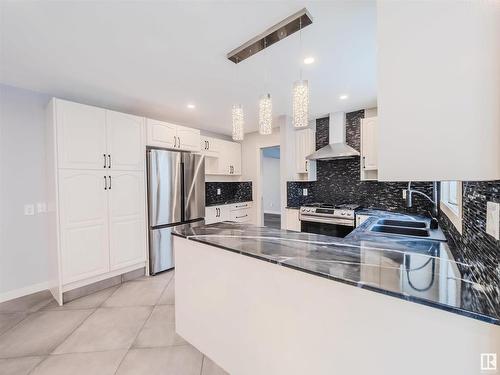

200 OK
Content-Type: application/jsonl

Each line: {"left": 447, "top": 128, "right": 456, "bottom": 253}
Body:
{"left": 339, "top": 94, "right": 349, "bottom": 100}
{"left": 187, "top": 103, "right": 195, "bottom": 109}
{"left": 303, "top": 57, "right": 315, "bottom": 65}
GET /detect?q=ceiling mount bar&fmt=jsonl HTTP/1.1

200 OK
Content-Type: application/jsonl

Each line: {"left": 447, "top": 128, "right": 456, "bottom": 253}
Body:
{"left": 227, "top": 8, "right": 313, "bottom": 64}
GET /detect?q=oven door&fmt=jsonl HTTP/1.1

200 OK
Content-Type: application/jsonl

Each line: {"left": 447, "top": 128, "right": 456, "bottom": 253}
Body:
{"left": 300, "top": 217, "right": 355, "bottom": 238}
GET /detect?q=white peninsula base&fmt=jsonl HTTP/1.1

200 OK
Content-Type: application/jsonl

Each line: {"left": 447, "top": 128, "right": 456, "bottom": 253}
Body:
{"left": 174, "top": 236, "right": 499, "bottom": 375}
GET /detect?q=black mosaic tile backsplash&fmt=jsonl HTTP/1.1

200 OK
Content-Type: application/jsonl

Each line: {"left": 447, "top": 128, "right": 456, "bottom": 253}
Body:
{"left": 438, "top": 180, "right": 500, "bottom": 316}
{"left": 206, "top": 181, "right": 252, "bottom": 206}
{"left": 287, "top": 111, "right": 434, "bottom": 215}
{"left": 287, "top": 110, "right": 500, "bottom": 315}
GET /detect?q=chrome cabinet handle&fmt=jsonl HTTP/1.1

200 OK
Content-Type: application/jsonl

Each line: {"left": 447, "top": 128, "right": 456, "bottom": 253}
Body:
{"left": 108, "top": 175, "right": 112, "bottom": 190}
{"left": 103, "top": 154, "right": 107, "bottom": 168}
{"left": 174, "top": 136, "right": 177, "bottom": 148}
{"left": 108, "top": 154, "right": 111, "bottom": 168}
{"left": 177, "top": 136, "right": 181, "bottom": 148}
{"left": 236, "top": 214, "right": 248, "bottom": 219}
{"left": 305, "top": 160, "right": 308, "bottom": 172}
{"left": 362, "top": 156, "right": 366, "bottom": 169}
{"left": 104, "top": 176, "right": 107, "bottom": 190}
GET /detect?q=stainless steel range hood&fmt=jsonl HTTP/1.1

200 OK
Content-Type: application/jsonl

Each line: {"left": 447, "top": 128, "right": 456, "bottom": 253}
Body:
{"left": 306, "top": 112, "right": 360, "bottom": 160}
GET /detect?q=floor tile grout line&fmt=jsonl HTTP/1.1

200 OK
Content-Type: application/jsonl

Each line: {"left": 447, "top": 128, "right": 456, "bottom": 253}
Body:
{"left": 112, "top": 304, "right": 156, "bottom": 375}
{"left": 200, "top": 355, "right": 206, "bottom": 375}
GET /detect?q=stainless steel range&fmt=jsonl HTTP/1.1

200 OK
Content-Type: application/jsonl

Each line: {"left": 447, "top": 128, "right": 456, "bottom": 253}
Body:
{"left": 299, "top": 203, "right": 360, "bottom": 238}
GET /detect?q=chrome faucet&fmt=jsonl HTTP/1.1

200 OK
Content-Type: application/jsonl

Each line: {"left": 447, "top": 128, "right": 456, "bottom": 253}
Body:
{"left": 405, "top": 181, "right": 439, "bottom": 218}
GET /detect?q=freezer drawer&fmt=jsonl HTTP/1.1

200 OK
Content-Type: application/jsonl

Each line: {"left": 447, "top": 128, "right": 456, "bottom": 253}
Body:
{"left": 149, "top": 227, "right": 175, "bottom": 274}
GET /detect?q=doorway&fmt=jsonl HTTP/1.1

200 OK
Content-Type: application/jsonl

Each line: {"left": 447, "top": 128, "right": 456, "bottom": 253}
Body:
{"left": 261, "top": 146, "right": 281, "bottom": 229}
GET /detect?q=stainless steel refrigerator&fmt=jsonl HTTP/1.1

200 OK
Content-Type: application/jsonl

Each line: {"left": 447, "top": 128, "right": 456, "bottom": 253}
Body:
{"left": 147, "top": 149, "right": 205, "bottom": 275}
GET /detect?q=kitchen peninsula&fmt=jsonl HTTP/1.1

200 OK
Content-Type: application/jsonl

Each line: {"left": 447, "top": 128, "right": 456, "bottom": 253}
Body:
{"left": 173, "top": 215, "right": 499, "bottom": 375}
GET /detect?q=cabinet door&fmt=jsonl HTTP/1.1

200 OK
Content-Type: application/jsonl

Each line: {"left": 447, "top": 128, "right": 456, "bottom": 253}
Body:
{"left": 229, "top": 208, "right": 250, "bottom": 223}
{"left": 205, "top": 206, "right": 219, "bottom": 224}
{"left": 56, "top": 99, "right": 107, "bottom": 170}
{"left": 108, "top": 171, "right": 147, "bottom": 270}
{"left": 230, "top": 142, "right": 242, "bottom": 175}
{"left": 58, "top": 170, "right": 109, "bottom": 284}
{"left": 295, "top": 129, "right": 314, "bottom": 174}
{"left": 146, "top": 119, "right": 177, "bottom": 149}
{"left": 177, "top": 126, "right": 201, "bottom": 152}
{"left": 106, "top": 111, "right": 145, "bottom": 171}
{"left": 361, "top": 117, "right": 378, "bottom": 170}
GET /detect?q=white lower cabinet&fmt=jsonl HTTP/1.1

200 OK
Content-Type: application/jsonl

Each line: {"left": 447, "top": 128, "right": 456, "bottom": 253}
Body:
{"left": 58, "top": 170, "right": 110, "bottom": 284}
{"left": 356, "top": 214, "right": 372, "bottom": 227}
{"left": 285, "top": 208, "right": 301, "bottom": 232}
{"left": 58, "top": 169, "right": 147, "bottom": 284}
{"left": 108, "top": 171, "right": 147, "bottom": 270}
{"left": 205, "top": 201, "right": 252, "bottom": 224}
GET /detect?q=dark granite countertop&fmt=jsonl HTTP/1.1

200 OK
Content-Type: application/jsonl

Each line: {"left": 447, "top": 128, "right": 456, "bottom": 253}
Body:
{"left": 205, "top": 199, "right": 252, "bottom": 207}
{"left": 174, "top": 211, "right": 499, "bottom": 326}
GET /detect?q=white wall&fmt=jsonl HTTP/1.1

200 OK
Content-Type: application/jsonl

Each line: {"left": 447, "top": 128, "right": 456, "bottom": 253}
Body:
{"left": 262, "top": 155, "right": 280, "bottom": 215}
{"left": 0, "top": 85, "right": 51, "bottom": 300}
{"left": 241, "top": 127, "right": 280, "bottom": 225}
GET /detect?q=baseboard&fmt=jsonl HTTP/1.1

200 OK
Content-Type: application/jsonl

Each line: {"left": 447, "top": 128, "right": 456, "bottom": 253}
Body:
{"left": 0, "top": 281, "right": 51, "bottom": 303}
{"left": 264, "top": 211, "right": 281, "bottom": 215}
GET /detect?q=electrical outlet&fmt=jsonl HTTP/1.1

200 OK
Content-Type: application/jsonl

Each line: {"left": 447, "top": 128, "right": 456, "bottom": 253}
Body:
{"left": 37, "top": 202, "right": 47, "bottom": 213}
{"left": 302, "top": 188, "right": 308, "bottom": 196}
{"left": 24, "top": 204, "right": 35, "bottom": 216}
{"left": 402, "top": 190, "right": 407, "bottom": 199}
{"left": 217, "top": 188, "right": 221, "bottom": 196}
{"left": 486, "top": 201, "right": 499, "bottom": 240}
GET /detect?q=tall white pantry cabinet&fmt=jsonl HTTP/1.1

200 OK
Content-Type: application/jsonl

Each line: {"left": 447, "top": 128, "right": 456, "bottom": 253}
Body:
{"left": 46, "top": 99, "right": 147, "bottom": 304}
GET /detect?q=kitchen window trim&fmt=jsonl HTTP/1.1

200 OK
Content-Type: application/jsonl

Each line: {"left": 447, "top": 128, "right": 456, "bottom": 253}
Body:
{"left": 440, "top": 181, "right": 463, "bottom": 234}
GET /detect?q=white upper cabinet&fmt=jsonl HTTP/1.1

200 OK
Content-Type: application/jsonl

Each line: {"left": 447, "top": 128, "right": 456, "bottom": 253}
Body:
{"left": 56, "top": 99, "right": 106, "bottom": 170}
{"left": 146, "top": 119, "right": 177, "bottom": 149}
{"left": 146, "top": 119, "right": 200, "bottom": 152}
{"left": 58, "top": 169, "right": 110, "bottom": 284}
{"left": 106, "top": 110, "right": 145, "bottom": 171}
{"left": 377, "top": 1, "right": 500, "bottom": 181}
{"left": 176, "top": 125, "right": 201, "bottom": 152}
{"left": 294, "top": 128, "right": 316, "bottom": 181}
{"left": 204, "top": 138, "right": 241, "bottom": 176}
{"left": 53, "top": 99, "right": 145, "bottom": 171}
{"left": 108, "top": 171, "right": 147, "bottom": 270}
{"left": 360, "top": 117, "right": 378, "bottom": 181}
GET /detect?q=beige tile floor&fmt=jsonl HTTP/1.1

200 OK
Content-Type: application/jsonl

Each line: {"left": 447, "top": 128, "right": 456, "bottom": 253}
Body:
{"left": 0, "top": 271, "right": 228, "bottom": 375}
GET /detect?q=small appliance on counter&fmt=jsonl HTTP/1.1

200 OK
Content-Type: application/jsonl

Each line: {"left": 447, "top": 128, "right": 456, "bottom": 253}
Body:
{"left": 147, "top": 148, "right": 205, "bottom": 274}
{"left": 299, "top": 203, "right": 360, "bottom": 238}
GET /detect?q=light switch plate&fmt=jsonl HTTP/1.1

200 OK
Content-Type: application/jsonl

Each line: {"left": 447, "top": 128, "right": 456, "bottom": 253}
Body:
{"left": 486, "top": 201, "right": 500, "bottom": 240}
{"left": 37, "top": 202, "right": 47, "bottom": 213}
{"left": 217, "top": 188, "right": 221, "bottom": 196}
{"left": 24, "top": 204, "right": 35, "bottom": 216}
{"left": 302, "top": 188, "right": 308, "bottom": 196}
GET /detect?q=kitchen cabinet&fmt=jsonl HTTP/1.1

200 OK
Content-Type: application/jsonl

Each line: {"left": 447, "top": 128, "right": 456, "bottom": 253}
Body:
{"left": 146, "top": 119, "right": 200, "bottom": 152}
{"left": 55, "top": 100, "right": 145, "bottom": 171}
{"left": 58, "top": 170, "right": 110, "bottom": 284}
{"left": 108, "top": 171, "right": 147, "bottom": 270}
{"left": 205, "top": 201, "right": 252, "bottom": 225}
{"left": 47, "top": 98, "right": 147, "bottom": 304}
{"left": 106, "top": 110, "right": 145, "bottom": 171}
{"left": 204, "top": 138, "right": 241, "bottom": 176}
{"left": 56, "top": 100, "right": 107, "bottom": 170}
{"left": 295, "top": 128, "right": 316, "bottom": 181}
{"left": 377, "top": 1, "right": 500, "bottom": 181}
{"left": 285, "top": 208, "right": 301, "bottom": 232}
{"left": 360, "top": 117, "right": 378, "bottom": 181}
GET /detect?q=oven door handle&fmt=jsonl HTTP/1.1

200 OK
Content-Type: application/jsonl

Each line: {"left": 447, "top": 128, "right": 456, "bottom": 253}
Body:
{"left": 300, "top": 215, "right": 355, "bottom": 227}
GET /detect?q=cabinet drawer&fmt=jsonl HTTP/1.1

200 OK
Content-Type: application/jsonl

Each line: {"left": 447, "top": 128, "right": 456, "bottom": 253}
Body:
{"left": 229, "top": 209, "right": 250, "bottom": 223}
{"left": 230, "top": 201, "right": 252, "bottom": 211}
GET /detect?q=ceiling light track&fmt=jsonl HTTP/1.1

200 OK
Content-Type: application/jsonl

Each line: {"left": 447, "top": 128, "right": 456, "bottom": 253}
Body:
{"left": 227, "top": 8, "right": 313, "bottom": 64}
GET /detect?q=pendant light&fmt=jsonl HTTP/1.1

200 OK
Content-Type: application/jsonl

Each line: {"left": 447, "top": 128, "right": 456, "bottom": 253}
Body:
{"left": 232, "top": 104, "right": 244, "bottom": 141}
{"left": 232, "top": 57, "right": 244, "bottom": 141}
{"left": 259, "top": 38, "right": 272, "bottom": 135}
{"left": 292, "top": 18, "right": 309, "bottom": 128}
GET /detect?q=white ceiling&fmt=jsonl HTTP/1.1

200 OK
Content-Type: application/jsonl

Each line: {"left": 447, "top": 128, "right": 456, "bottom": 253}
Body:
{"left": 0, "top": 1, "right": 376, "bottom": 136}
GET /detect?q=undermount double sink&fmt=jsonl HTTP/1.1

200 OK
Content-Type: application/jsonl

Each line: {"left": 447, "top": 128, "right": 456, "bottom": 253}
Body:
{"left": 369, "top": 218, "right": 444, "bottom": 240}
